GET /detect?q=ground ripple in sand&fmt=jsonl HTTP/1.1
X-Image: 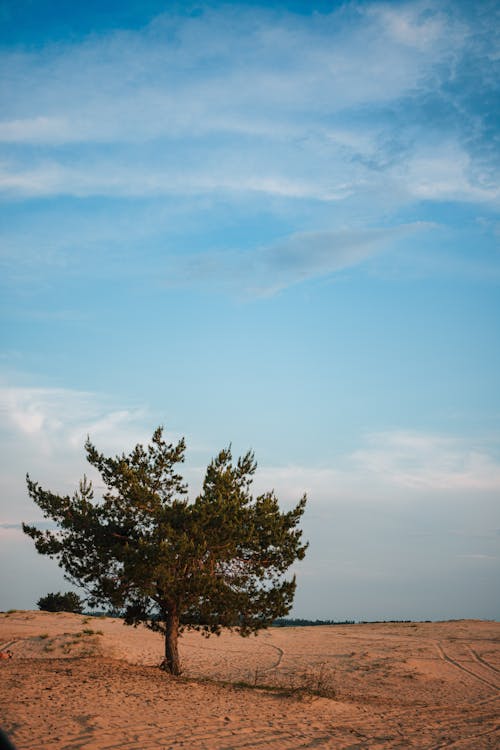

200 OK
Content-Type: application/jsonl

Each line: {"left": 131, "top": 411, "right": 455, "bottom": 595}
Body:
{"left": 1, "top": 613, "right": 500, "bottom": 749}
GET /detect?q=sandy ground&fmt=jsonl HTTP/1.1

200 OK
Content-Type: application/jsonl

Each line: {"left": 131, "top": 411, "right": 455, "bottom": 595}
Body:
{"left": 0, "top": 612, "right": 499, "bottom": 749}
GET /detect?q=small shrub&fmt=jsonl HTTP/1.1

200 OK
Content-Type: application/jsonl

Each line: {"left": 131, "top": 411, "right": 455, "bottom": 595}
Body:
{"left": 74, "top": 629, "right": 103, "bottom": 637}
{"left": 37, "top": 591, "right": 84, "bottom": 614}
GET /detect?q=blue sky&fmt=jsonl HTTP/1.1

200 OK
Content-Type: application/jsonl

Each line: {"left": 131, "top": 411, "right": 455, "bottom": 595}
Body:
{"left": 1, "top": 0, "right": 499, "bottom": 620}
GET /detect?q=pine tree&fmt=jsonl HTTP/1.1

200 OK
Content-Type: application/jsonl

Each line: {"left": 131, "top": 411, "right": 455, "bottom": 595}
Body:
{"left": 23, "top": 427, "right": 307, "bottom": 674}
{"left": 37, "top": 591, "right": 84, "bottom": 613}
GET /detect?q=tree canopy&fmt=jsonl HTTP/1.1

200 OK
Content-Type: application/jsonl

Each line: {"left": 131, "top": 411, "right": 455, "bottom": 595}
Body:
{"left": 24, "top": 427, "right": 307, "bottom": 674}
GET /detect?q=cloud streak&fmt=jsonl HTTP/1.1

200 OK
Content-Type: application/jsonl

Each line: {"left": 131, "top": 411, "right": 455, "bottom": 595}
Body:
{"left": 0, "top": 3, "right": 464, "bottom": 143}
{"left": 255, "top": 430, "right": 500, "bottom": 504}
{"left": 0, "top": 1, "right": 497, "bottom": 210}
{"left": 169, "top": 224, "right": 432, "bottom": 296}
{"left": 0, "top": 159, "right": 349, "bottom": 201}
{"left": 351, "top": 430, "right": 500, "bottom": 492}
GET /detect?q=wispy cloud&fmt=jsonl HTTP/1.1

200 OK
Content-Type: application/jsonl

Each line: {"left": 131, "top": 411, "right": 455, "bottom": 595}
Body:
{"left": 0, "top": 383, "right": 150, "bottom": 455}
{"left": 169, "top": 223, "right": 431, "bottom": 297}
{"left": 0, "top": 116, "right": 75, "bottom": 144}
{"left": 0, "top": 159, "right": 348, "bottom": 201}
{"left": 0, "top": 379, "right": 157, "bottom": 525}
{"left": 399, "top": 145, "right": 500, "bottom": 204}
{"left": 250, "top": 429, "right": 500, "bottom": 506}
{"left": 1, "top": 0, "right": 498, "bottom": 308}
{"left": 0, "top": 1, "right": 496, "bottom": 210}
{"left": 5, "top": 377, "right": 499, "bottom": 511}
{"left": 351, "top": 430, "right": 500, "bottom": 491}
{"left": 0, "top": 3, "right": 463, "bottom": 144}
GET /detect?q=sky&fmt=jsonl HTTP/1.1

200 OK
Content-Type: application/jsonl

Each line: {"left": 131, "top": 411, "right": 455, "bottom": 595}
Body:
{"left": 0, "top": 0, "right": 499, "bottom": 621}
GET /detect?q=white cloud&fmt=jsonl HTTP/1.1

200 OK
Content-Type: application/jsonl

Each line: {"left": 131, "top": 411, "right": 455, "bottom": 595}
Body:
{"left": 0, "top": 4, "right": 460, "bottom": 146}
{"left": 0, "top": 160, "right": 67, "bottom": 197}
{"left": 0, "top": 379, "right": 181, "bottom": 522}
{"left": 0, "top": 383, "right": 150, "bottom": 464}
{"left": 248, "top": 429, "right": 500, "bottom": 507}
{"left": 5, "top": 379, "right": 499, "bottom": 524}
{"left": 398, "top": 145, "right": 500, "bottom": 205}
{"left": 0, "top": 387, "right": 147, "bottom": 522}
{"left": 0, "top": 386, "right": 71, "bottom": 436}
{"left": 0, "top": 1, "right": 492, "bottom": 212}
{"left": 0, "top": 117, "right": 74, "bottom": 144}
{"left": 0, "top": 159, "right": 345, "bottom": 201}
{"left": 365, "top": 3, "right": 453, "bottom": 51}
{"left": 351, "top": 430, "right": 500, "bottom": 491}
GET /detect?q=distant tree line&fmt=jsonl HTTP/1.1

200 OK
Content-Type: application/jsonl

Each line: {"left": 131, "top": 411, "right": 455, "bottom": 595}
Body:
{"left": 272, "top": 618, "right": 355, "bottom": 627}
{"left": 33, "top": 598, "right": 439, "bottom": 628}
{"left": 272, "top": 618, "right": 433, "bottom": 626}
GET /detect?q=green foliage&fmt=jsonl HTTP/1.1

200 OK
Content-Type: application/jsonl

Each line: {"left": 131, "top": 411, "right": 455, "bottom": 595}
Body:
{"left": 36, "top": 591, "right": 84, "bottom": 613}
{"left": 24, "top": 427, "right": 307, "bottom": 673}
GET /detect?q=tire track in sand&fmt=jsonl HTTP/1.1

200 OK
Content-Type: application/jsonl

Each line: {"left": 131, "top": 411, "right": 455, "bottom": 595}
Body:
{"left": 27, "top": 721, "right": 335, "bottom": 750}
{"left": 467, "top": 646, "right": 500, "bottom": 675}
{"left": 435, "top": 642, "right": 500, "bottom": 692}
{"left": 259, "top": 642, "right": 284, "bottom": 672}
{"left": 0, "top": 640, "right": 18, "bottom": 651}
{"left": 430, "top": 722, "right": 500, "bottom": 749}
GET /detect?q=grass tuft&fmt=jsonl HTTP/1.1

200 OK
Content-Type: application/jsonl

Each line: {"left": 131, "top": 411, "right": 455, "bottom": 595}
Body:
{"left": 181, "top": 662, "right": 336, "bottom": 700}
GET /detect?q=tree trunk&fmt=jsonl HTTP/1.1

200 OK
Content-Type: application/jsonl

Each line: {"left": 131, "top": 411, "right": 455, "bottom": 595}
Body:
{"left": 162, "top": 611, "right": 181, "bottom": 675}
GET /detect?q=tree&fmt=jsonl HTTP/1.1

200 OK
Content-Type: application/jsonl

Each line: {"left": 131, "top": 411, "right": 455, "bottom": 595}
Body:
{"left": 37, "top": 591, "right": 84, "bottom": 613}
{"left": 23, "top": 427, "right": 307, "bottom": 674}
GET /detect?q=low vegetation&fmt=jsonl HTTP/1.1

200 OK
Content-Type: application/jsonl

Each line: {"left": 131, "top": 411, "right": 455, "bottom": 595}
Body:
{"left": 37, "top": 592, "right": 84, "bottom": 614}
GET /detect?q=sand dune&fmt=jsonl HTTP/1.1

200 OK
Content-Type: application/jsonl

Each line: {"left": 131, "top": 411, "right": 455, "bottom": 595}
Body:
{"left": 1, "top": 611, "right": 499, "bottom": 748}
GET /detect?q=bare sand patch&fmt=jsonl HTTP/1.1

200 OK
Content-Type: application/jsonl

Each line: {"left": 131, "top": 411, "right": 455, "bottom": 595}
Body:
{"left": 1, "top": 612, "right": 499, "bottom": 748}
